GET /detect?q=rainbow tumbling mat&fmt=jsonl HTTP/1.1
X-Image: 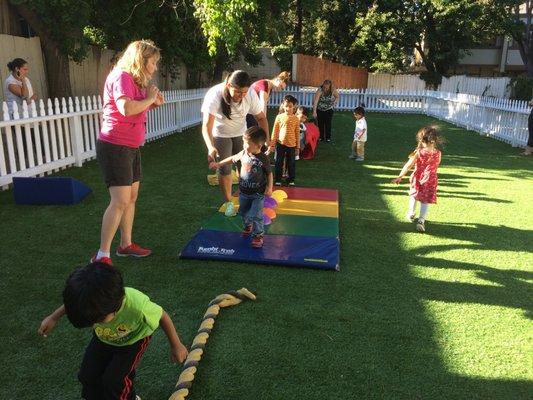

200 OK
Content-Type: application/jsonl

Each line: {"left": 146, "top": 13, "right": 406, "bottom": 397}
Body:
{"left": 179, "top": 187, "right": 340, "bottom": 270}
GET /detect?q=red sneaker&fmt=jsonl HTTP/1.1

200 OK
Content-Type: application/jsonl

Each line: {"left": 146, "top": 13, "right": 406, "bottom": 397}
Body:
{"left": 242, "top": 224, "right": 253, "bottom": 236}
{"left": 251, "top": 235, "right": 264, "bottom": 248}
{"left": 116, "top": 243, "right": 152, "bottom": 258}
{"left": 90, "top": 255, "right": 113, "bottom": 266}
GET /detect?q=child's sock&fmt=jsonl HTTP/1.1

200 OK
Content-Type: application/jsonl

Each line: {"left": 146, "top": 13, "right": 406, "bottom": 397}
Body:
{"left": 408, "top": 197, "right": 417, "bottom": 217}
{"left": 96, "top": 250, "right": 110, "bottom": 260}
{"left": 419, "top": 203, "right": 429, "bottom": 222}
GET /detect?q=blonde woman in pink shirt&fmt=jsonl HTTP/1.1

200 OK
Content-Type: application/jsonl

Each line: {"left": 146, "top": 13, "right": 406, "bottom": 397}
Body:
{"left": 93, "top": 40, "right": 164, "bottom": 265}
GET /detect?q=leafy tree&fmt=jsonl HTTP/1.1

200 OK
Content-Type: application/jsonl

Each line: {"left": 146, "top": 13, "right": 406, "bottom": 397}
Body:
{"left": 353, "top": 1, "right": 512, "bottom": 87}
{"left": 88, "top": 0, "right": 211, "bottom": 87}
{"left": 193, "top": 0, "right": 257, "bottom": 57}
{"left": 499, "top": 1, "right": 533, "bottom": 77}
{"left": 192, "top": 0, "right": 279, "bottom": 81}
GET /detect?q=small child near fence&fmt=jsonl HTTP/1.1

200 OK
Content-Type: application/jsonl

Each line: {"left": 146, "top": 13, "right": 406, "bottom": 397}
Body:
{"left": 349, "top": 106, "right": 367, "bottom": 162}
{"left": 392, "top": 126, "right": 443, "bottom": 233}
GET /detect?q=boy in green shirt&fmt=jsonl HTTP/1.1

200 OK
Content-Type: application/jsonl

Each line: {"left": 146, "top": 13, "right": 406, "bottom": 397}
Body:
{"left": 39, "top": 262, "right": 188, "bottom": 400}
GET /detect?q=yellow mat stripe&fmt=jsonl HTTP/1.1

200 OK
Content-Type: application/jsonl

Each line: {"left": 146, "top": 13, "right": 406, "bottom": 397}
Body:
{"left": 219, "top": 198, "right": 338, "bottom": 218}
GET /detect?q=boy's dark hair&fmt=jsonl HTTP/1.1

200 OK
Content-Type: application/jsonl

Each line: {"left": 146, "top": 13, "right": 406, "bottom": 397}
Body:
{"left": 354, "top": 106, "right": 365, "bottom": 116}
{"left": 296, "top": 106, "right": 307, "bottom": 115}
{"left": 416, "top": 125, "right": 444, "bottom": 149}
{"left": 63, "top": 263, "right": 125, "bottom": 328}
{"left": 282, "top": 94, "right": 298, "bottom": 105}
{"left": 244, "top": 125, "right": 267, "bottom": 144}
{"left": 244, "top": 126, "right": 268, "bottom": 152}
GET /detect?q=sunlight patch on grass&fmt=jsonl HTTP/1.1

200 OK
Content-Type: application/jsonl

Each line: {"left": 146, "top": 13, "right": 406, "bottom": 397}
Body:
{"left": 424, "top": 301, "right": 533, "bottom": 380}
{"left": 362, "top": 164, "right": 398, "bottom": 171}
{"left": 345, "top": 207, "right": 388, "bottom": 214}
{"left": 410, "top": 265, "right": 504, "bottom": 287}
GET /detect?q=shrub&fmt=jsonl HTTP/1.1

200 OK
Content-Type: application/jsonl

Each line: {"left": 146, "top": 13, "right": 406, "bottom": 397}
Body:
{"left": 509, "top": 75, "right": 533, "bottom": 100}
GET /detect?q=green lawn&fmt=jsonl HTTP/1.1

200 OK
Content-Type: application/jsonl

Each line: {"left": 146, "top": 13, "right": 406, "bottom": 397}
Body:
{"left": 0, "top": 112, "right": 531, "bottom": 400}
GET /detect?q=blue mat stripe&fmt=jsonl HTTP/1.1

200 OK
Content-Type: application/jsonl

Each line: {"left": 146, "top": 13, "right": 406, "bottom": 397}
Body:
{"left": 180, "top": 229, "right": 339, "bottom": 271}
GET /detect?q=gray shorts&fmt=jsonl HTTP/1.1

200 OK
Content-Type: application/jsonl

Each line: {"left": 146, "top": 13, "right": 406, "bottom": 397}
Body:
{"left": 214, "top": 136, "right": 243, "bottom": 175}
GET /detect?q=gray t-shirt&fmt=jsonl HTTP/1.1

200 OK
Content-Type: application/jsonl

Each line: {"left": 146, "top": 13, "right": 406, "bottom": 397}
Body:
{"left": 232, "top": 150, "right": 271, "bottom": 195}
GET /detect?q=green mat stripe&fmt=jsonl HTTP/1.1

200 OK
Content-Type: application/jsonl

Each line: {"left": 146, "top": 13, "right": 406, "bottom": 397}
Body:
{"left": 203, "top": 212, "right": 339, "bottom": 237}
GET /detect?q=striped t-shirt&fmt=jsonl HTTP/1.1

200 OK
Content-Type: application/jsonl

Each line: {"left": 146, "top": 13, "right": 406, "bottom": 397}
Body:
{"left": 271, "top": 113, "right": 300, "bottom": 149}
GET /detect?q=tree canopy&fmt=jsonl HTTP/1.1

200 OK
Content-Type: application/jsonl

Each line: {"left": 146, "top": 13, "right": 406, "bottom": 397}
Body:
{"left": 8, "top": 0, "right": 530, "bottom": 96}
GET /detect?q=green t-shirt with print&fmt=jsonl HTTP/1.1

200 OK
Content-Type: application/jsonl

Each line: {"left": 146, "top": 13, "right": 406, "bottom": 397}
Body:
{"left": 93, "top": 287, "right": 163, "bottom": 346}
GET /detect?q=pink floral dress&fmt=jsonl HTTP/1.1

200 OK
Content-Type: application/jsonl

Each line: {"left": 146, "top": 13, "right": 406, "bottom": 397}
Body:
{"left": 409, "top": 148, "right": 441, "bottom": 204}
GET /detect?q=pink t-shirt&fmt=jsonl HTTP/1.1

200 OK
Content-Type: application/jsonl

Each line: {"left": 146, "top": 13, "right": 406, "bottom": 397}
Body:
{"left": 99, "top": 69, "right": 148, "bottom": 148}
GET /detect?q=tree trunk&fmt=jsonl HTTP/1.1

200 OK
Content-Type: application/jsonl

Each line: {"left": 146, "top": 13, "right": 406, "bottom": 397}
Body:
{"left": 526, "top": 53, "right": 533, "bottom": 77}
{"left": 9, "top": 1, "right": 72, "bottom": 98}
{"left": 41, "top": 42, "right": 72, "bottom": 98}
{"left": 212, "top": 42, "right": 229, "bottom": 83}
{"left": 212, "top": 54, "right": 225, "bottom": 83}
{"left": 293, "top": 0, "right": 303, "bottom": 51}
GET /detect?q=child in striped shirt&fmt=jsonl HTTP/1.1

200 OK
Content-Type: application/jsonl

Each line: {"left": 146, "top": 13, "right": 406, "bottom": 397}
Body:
{"left": 270, "top": 95, "right": 300, "bottom": 186}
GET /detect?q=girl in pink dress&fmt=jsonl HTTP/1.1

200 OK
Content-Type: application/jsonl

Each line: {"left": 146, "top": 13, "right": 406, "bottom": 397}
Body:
{"left": 392, "top": 126, "right": 443, "bottom": 232}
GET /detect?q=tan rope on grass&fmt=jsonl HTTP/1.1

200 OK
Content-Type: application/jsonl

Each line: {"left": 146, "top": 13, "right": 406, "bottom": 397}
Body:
{"left": 168, "top": 288, "right": 257, "bottom": 400}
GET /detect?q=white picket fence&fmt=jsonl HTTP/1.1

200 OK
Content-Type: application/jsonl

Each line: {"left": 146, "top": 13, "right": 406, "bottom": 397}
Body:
{"left": 425, "top": 91, "right": 529, "bottom": 146}
{"left": 368, "top": 73, "right": 512, "bottom": 98}
{"left": 0, "top": 87, "right": 529, "bottom": 190}
{"left": 439, "top": 75, "right": 511, "bottom": 98}
{"left": 0, "top": 88, "right": 207, "bottom": 189}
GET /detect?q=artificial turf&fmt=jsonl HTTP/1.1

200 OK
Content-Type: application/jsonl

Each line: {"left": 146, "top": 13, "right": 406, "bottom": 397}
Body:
{"left": 0, "top": 112, "right": 531, "bottom": 400}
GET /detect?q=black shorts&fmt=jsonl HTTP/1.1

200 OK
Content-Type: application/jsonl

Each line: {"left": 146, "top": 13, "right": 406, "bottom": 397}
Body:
{"left": 96, "top": 140, "right": 142, "bottom": 187}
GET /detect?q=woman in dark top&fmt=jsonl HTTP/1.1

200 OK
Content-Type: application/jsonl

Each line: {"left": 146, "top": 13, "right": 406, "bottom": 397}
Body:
{"left": 312, "top": 79, "right": 339, "bottom": 142}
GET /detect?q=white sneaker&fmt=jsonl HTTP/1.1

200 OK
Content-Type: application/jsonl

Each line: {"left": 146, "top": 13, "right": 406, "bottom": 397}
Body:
{"left": 416, "top": 219, "right": 426, "bottom": 233}
{"left": 135, "top": 396, "right": 141, "bottom": 400}
{"left": 224, "top": 201, "right": 236, "bottom": 217}
{"left": 406, "top": 213, "right": 416, "bottom": 222}
{"left": 356, "top": 157, "right": 364, "bottom": 162}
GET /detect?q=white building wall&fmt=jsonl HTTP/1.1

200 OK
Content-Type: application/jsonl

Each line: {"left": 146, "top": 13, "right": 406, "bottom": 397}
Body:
{"left": 232, "top": 48, "right": 282, "bottom": 80}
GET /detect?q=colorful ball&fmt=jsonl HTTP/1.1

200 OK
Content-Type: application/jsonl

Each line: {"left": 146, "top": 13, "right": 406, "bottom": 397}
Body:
{"left": 264, "top": 196, "right": 277, "bottom": 208}
{"left": 263, "top": 208, "right": 276, "bottom": 219}
{"left": 263, "top": 215, "right": 272, "bottom": 225}
{"left": 271, "top": 191, "right": 286, "bottom": 203}
{"left": 272, "top": 189, "right": 288, "bottom": 199}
